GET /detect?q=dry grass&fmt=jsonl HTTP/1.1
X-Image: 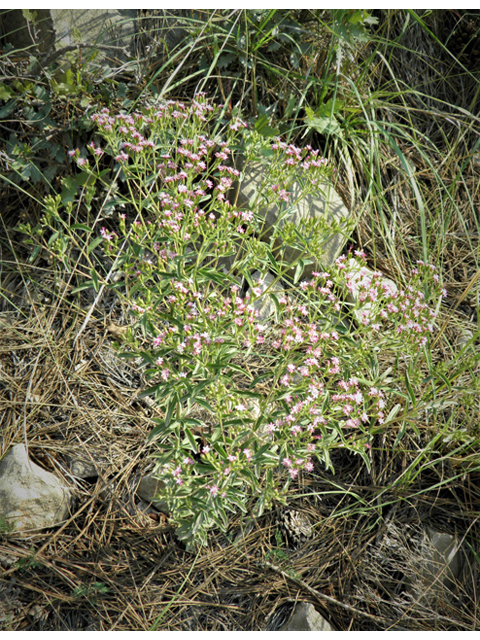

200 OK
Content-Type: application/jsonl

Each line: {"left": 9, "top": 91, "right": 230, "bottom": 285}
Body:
{"left": 1, "top": 9, "right": 480, "bottom": 631}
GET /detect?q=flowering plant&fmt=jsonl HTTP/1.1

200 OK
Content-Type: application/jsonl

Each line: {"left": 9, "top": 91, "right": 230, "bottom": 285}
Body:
{"left": 32, "top": 94, "right": 445, "bottom": 549}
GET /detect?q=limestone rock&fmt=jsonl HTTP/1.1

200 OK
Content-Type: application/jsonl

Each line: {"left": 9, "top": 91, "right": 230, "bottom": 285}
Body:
{"left": 3, "top": 9, "right": 188, "bottom": 68}
{"left": 248, "top": 270, "right": 285, "bottom": 324}
{"left": 0, "top": 444, "right": 71, "bottom": 533}
{"left": 281, "top": 602, "right": 332, "bottom": 631}
{"left": 419, "top": 527, "right": 464, "bottom": 594}
{"left": 344, "top": 258, "right": 397, "bottom": 326}
{"left": 230, "top": 160, "right": 351, "bottom": 279}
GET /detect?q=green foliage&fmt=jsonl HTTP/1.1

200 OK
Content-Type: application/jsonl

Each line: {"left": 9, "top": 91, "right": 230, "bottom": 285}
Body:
{"left": 72, "top": 581, "right": 109, "bottom": 604}
{"left": 0, "top": 516, "right": 15, "bottom": 537}
{"left": 15, "top": 548, "right": 42, "bottom": 571}
{"left": 29, "top": 92, "right": 446, "bottom": 551}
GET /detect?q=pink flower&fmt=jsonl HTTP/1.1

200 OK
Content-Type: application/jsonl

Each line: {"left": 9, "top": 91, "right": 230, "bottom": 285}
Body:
{"left": 243, "top": 449, "right": 252, "bottom": 460}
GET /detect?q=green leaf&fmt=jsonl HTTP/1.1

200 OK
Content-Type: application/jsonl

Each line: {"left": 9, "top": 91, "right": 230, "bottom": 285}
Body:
{"left": 266, "top": 249, "right": 279, "bottom": 272}
{"left": 385, "top": 403, "right": 402, "bottom": 424}
{"left": 61, "top": 176, "right": 78, "bottom": 204}
{"left": 0, "top": 84, "right": 13, "bottom": 101}
{"left": 394, "top": 420, "right": 408, "bottom": 448}
{"left": 305, "top": 105, "right": 343, "bottom": 139}
{"left": 22, "top": 9, "right": 37, "bottom": 21}
{"left": 147, "top": 421, "right": 169, "bottom": 443}
{"left": 71, "top": 223, "right": 93, "bottom": 233}
{"left": 404, "top": 370, "right": 416, "bottom": 407}
{"left": 0, "top": 100, "right": 17, "bottom": 118}
{"left": 293, "top": 259, "right": 305, "bottom": 284}
{"left": 90, "top": 268, "right": 99, "bottom": 292}
{"left": 184, "top": 427, "right": 198, "bottom": 453}
{"left": 28, "top": 245, "right": 41, "bottom": 264}
{"left": 191, "top": 510, "right": 205, "bottom": 536}
{"left": 71, "top": 280, "right": 94, "bottom": 294}
{"left": 86, "top": 236, "right": 104, "bottom": 255}
{"left": 254, "top": 112, "right": 280, "bottom": 137}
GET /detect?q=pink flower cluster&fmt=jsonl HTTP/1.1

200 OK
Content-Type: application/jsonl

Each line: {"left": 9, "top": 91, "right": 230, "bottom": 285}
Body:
{"left": 335, "top": 254, "right": 441, "bottom": 347}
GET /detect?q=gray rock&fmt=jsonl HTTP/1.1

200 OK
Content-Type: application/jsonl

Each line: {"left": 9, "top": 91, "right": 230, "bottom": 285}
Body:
{"left": 280, "top": 602, "right": 333, "bottom": 631}
{"left": 0, "top": 444, "right": 71, "bottom": 532}
{"left": 344, "top": 258, "right": 397, "bottom": 326}
{"left": 136, "top": 474, "right": 168, "bottom": 513}
{"left": 420, "top": 527, "right": 464, "bottom": 593}
{"left": 457, "top": 326, "right": 474, "bottom": 351}
{"left": 249, "top": 270, "right": 285, "bottom": 324}
{"left": 69, "top": 458, "right": 100, "bottom": 479}
{"left": 3, "top": 10, "right": 189, "bottom": 69}
{"left": 375, "top": 521, "right": 465, "bottom": 606}
{"left": 230, "top": 160, "right": 351, "bottom": 279}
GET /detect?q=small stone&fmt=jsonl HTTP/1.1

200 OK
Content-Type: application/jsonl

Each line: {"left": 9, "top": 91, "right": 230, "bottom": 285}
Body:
{"left": 28, "top": 604, "right": 43, "bottom": 620}
{"left": 70, "top": 458, "right": 99, "bottom": 479}
{"left": 281, "top": 602, "right": 332, "bottom": 631}
{"left": 421, "top": 527, "right": 464, "bottom": 592}
{"left": 136, "top": 475, "right": 169, "bottom": 513}
{"left": 0, "top": 444, "right": 71, "bottom": 533}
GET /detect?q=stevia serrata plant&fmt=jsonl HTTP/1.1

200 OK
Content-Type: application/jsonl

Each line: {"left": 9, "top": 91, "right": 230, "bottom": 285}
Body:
{"left": 28, "top": 94, "right": 445, "bottom": 550}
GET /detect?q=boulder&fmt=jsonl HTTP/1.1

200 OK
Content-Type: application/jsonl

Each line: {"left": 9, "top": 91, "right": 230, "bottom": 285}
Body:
{"left": 230, "top": 160, "right": 352, "bottom": 279}
{"left": 2, "top": 9, "right": 187, "bottom": 67}
{"left": 248, "top": 270, "right": 285, "bottom": 324}
{"left": 0, "top": 444, "right": 71, "bottom": 532}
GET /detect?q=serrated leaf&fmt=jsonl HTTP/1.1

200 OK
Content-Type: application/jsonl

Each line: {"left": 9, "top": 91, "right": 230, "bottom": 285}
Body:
{"left": 0, "top": 100, "right": 16, "bottom": 118}
{"left": 61, "top": 176, "right": 77, "bottom": 204}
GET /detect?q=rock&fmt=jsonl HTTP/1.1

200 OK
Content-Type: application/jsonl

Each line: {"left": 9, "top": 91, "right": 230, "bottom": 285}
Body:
{"left": 280, "top": 602, "right": 332, "bottom": 631}
{"left": 457, "top": 326, "right": 474, "bottom": 350}
{"left": 3, "top": 10, "right": 188, "bottom": 68}
{"left": 230, "top": 160, "right": 351, "bottom": 279}
{"left": 344, "top": 258, "right": 397, "bottom": 326}
{"left": 136, "top": 474, "right": 169, "bottom": 513}
{"left": 375, "top": 521, "right": 465, "bottom": 606}
{"left": 419, "top": 527, "right": 464, "bottom": 594}
{"left": 27, "top": 604, "right": 44, "bottom": 621}
{"left": 0, "top": 444, "right": 71, "bottom": 533}
{"left": 69, "top": 458, "right": 100, "bottom": 479}
{"left": 248, "top": 271, "right": 285, "bottom": 324}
